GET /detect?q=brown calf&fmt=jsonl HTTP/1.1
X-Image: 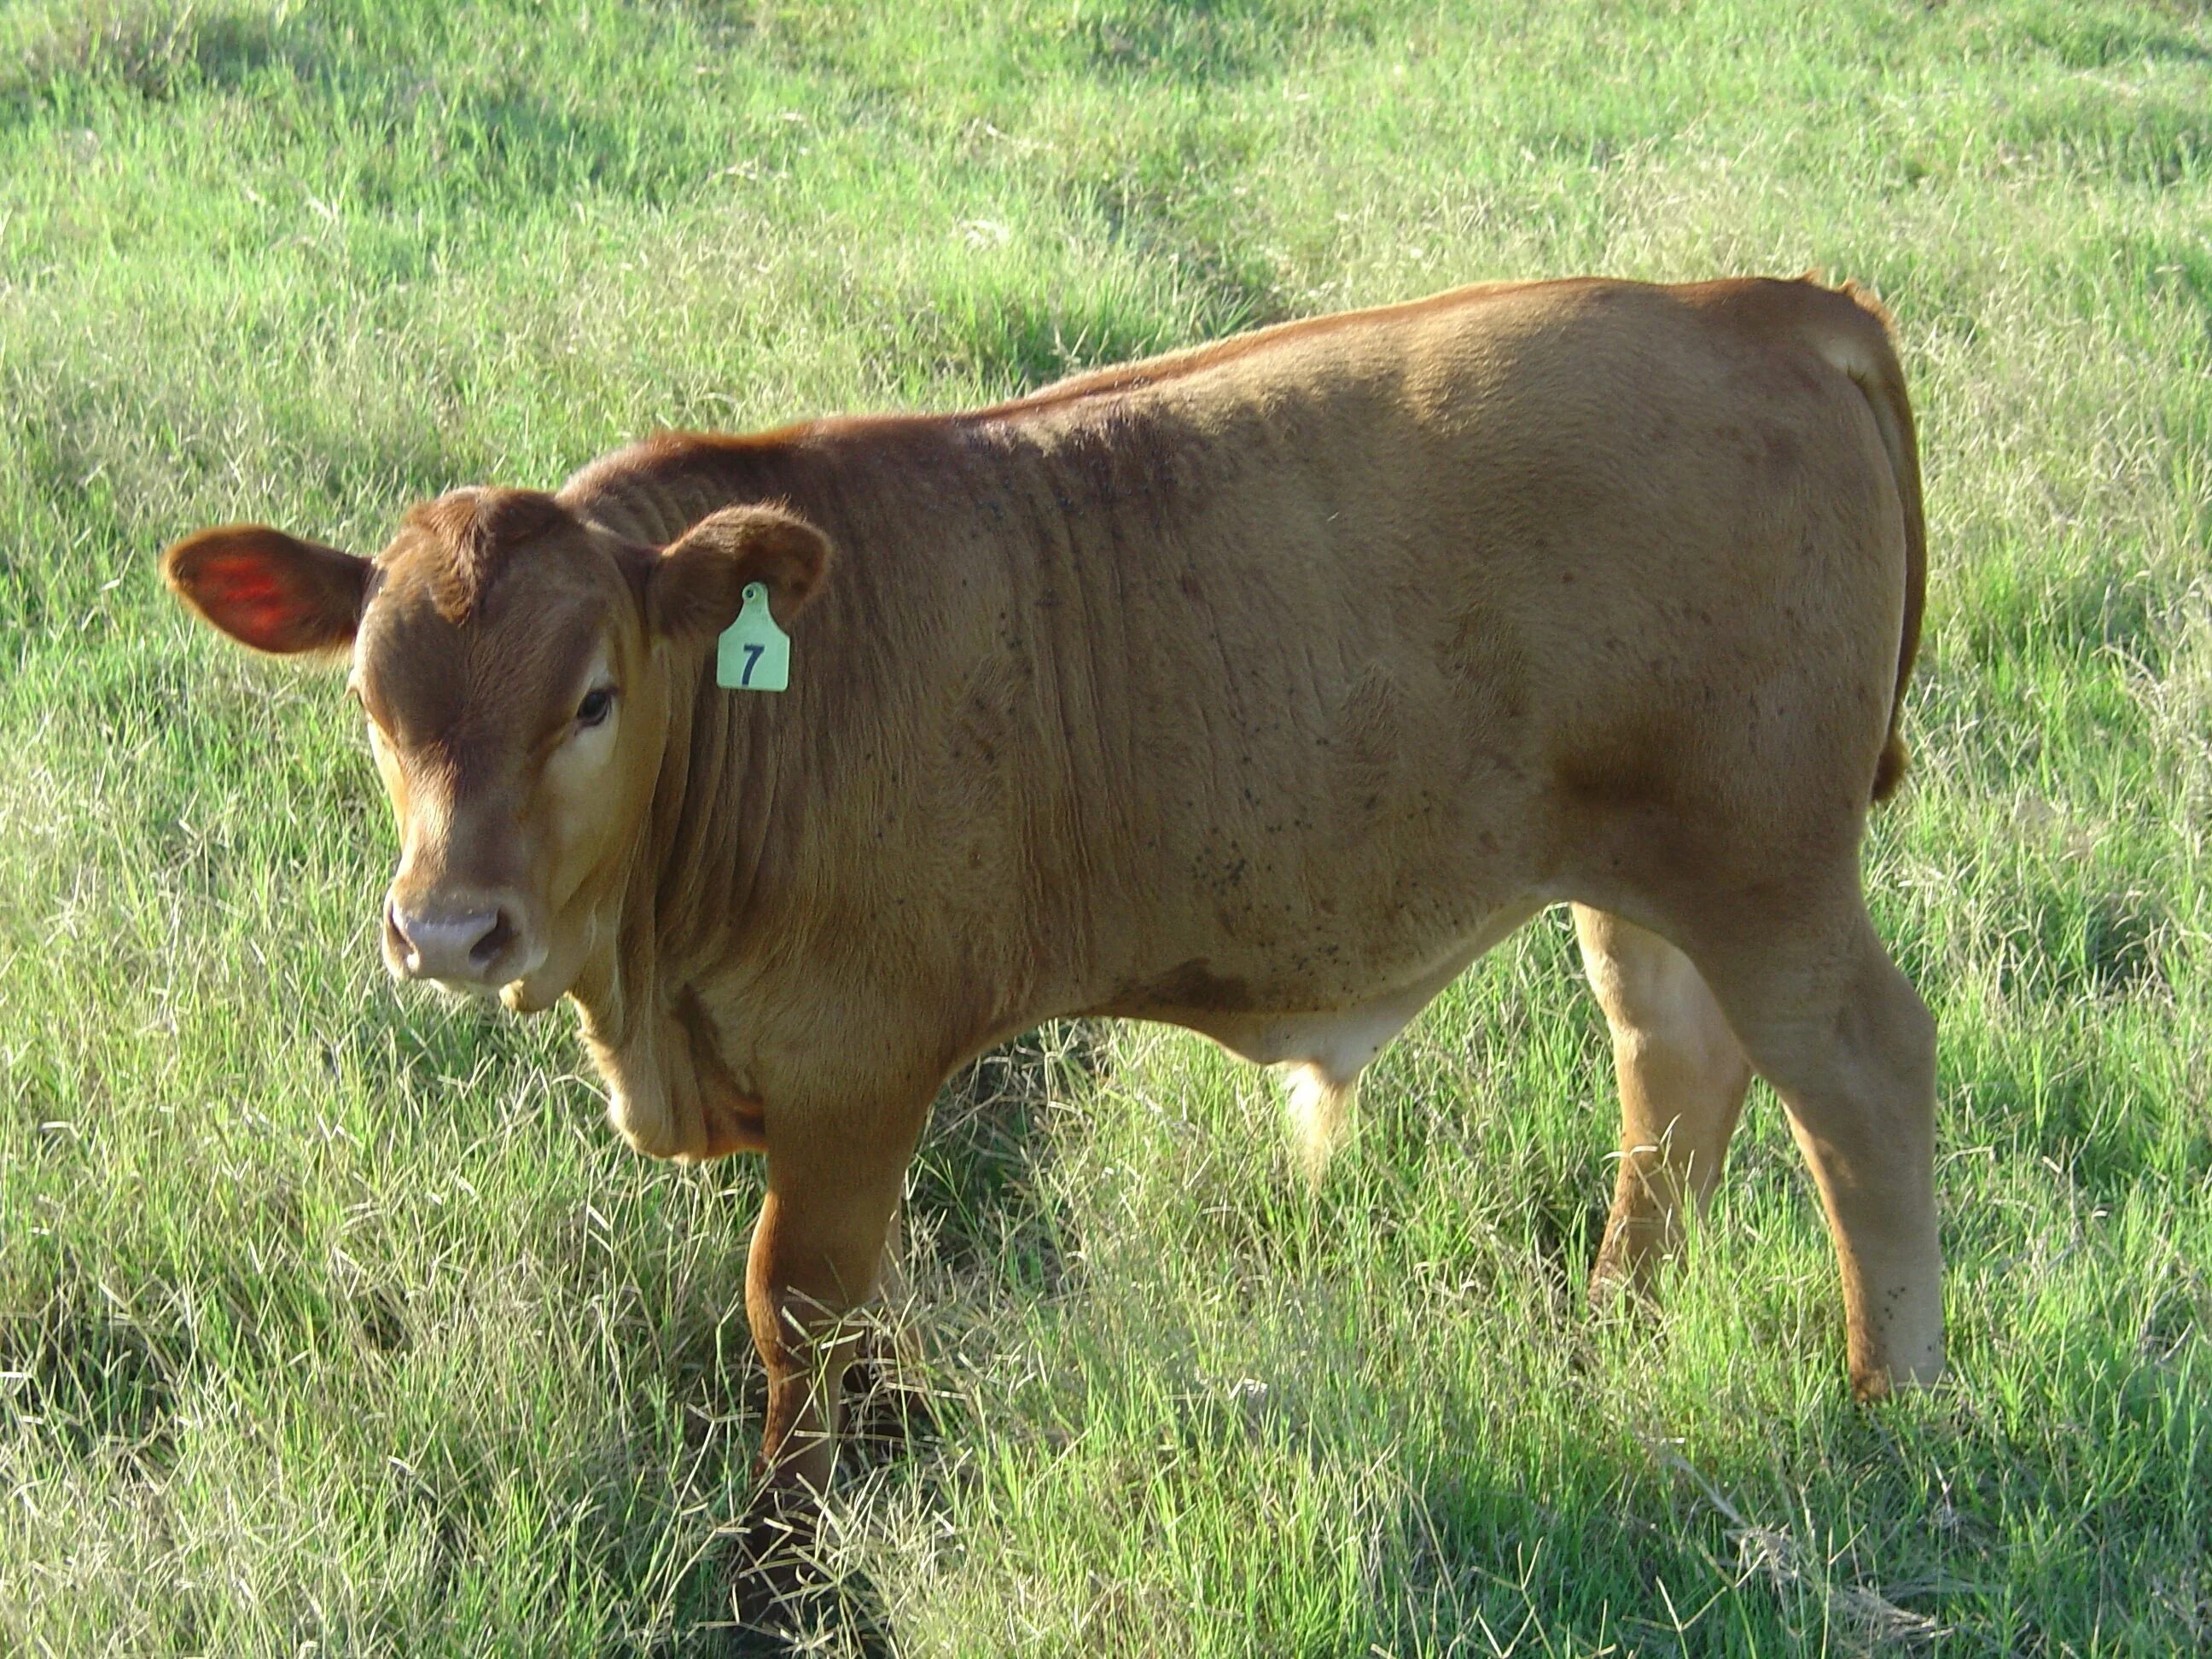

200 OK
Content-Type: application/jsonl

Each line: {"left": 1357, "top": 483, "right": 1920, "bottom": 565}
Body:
{"left": 165, "top": 275, "right": 1938, "bottom": 1533}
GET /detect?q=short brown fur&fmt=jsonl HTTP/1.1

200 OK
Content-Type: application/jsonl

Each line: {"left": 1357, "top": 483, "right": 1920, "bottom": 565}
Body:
{"left": 402, "top": 487, "right": 570, "bottom": 623}
{"left": 163, "top": 276, "right": 1941, "bottom": 1557}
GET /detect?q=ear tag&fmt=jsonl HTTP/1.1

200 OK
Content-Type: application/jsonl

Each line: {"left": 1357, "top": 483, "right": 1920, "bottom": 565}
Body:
{"left": 716, "top": 583, "right": 790, "bottom": 692}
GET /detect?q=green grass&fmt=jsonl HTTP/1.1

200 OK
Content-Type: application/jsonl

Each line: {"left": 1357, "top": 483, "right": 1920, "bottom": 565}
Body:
{"left": 3, "top": 0, "right": 2209, "bottom": 1651}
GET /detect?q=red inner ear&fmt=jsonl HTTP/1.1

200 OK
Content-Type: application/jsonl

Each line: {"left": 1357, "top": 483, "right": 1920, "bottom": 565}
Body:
{"left": 193, "top": 551, "right": 324, "bottom": 652}
{"left": 166, "top": 527, "right": 364, "bottom": 655}
{"left": 197, "top": 555, "right": 299, "bottom": 636}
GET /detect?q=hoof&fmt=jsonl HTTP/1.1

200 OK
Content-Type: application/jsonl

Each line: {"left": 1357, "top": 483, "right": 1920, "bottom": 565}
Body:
{"left": 728, "top": 1492, "right": 824, "bottom": 1621}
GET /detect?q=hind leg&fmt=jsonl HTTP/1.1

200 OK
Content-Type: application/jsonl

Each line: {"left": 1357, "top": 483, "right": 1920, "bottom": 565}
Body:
{"left": 1574, "top": 905, "right": 1754, "bottom": 1303}
{"left": 1684, "top": 888, "right": 1942, "bottom": 1396}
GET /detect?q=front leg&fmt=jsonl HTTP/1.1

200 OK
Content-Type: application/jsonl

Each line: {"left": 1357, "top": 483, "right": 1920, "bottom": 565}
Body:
{"left": 743, "top": 1101, "right": 928, "bottom": 1523}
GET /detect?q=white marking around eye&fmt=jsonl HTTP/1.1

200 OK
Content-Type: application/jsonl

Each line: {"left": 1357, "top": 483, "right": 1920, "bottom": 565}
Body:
{"left": 544, "top": 646, "right": 620, "bottom": 838}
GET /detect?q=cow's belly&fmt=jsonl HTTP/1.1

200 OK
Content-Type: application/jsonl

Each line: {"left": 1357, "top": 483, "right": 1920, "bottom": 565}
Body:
{"left": 1096, "top": 891, "right": 1546, "bottom": 1062}
{"left": 1093, "top": 735, "right": 1554, "bottom": 1010}
{"left": 1199, "top": 894, "right": 1545, "bottom": 1063}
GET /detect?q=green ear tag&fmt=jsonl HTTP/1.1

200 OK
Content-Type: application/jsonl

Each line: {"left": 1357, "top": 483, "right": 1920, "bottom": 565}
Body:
{"left": 716, "top": 583, "right": 790, "bottom": 692}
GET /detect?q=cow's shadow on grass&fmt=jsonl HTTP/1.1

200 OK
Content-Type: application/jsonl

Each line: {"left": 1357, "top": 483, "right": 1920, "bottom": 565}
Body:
{"left": 906, "top": 1019, "right": 1104, "bottom": 1294}
{"left": 1365, "top": 1406, "right": 1959, "bottom": 1655}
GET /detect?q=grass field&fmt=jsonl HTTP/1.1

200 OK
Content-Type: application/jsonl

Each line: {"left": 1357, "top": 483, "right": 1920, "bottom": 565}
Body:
{"left": 3, "top": 0, "right": 2209, "bottom": 1651}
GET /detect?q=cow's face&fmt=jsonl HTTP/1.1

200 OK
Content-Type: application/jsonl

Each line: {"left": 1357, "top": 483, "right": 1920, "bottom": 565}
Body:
{"left": 163, "top": 491, "right": 829, "bottom": 1010}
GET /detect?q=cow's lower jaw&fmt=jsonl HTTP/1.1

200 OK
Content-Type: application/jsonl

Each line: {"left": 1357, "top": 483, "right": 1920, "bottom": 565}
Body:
{"left": 494, "top": 945, "right": 572, "bottom": 1013}
{"left": 391, "top": 947, "right": 551, "bottom": 1008}
{"left": 405, "top": 971, "right": 504, "bottom": 1004}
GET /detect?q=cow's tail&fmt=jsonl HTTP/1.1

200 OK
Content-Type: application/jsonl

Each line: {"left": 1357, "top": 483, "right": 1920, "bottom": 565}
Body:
{"left": 1802, "top": 280, "right": 1927, "bottom": 805}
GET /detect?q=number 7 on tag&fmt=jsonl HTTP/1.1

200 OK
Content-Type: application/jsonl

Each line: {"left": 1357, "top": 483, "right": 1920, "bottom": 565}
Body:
{"left": 717, "top": 583, "right": 791, "bottom": 692}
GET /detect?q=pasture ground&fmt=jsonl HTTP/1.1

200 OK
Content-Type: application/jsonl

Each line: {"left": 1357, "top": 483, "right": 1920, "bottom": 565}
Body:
{"left": 2, "top": 1, "right": 2208, "bottom": 1651}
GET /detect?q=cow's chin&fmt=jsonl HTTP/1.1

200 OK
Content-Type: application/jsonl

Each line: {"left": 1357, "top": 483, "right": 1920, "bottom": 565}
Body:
{"left": 498, "top": 970, "right": 565, "bottom": 1016}
{"left": 383, "top": 952, "right": 513, "bottom": 1005}
{"left": 399, "top": 950, "right": 556, "bottom": 1010}
{"left": 426, "top": 975, "right": 504, "bottom": 1004}
{"left": 498, "top": 912, "right": 601, "bottom": 1015}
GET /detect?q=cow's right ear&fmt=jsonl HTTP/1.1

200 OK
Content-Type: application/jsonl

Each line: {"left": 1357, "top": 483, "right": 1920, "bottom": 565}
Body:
{"left": 161, "top": 526, "right": 370, "bottom": 658}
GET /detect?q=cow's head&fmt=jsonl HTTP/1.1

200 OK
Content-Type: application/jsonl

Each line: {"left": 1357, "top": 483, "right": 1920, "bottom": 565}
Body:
{"left": 163, "top": 490, "right": 830, "bottom": 1010}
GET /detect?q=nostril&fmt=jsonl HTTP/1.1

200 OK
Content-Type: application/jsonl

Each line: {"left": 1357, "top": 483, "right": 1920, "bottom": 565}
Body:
{"left": 471, "top": 909, "right": 515, "bottom": 969}
{"left": 386, "top": 899, "right": 416, "bottom": 962}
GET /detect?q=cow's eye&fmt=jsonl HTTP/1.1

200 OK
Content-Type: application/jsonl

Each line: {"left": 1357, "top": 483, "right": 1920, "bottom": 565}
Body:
{"left": 576, "top": 688, "right": 616, "bottom": 729}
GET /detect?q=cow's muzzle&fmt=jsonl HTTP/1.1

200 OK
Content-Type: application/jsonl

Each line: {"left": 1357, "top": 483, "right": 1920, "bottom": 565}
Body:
{"left": 385, "top": 891, "right": 539, "bottom": 991}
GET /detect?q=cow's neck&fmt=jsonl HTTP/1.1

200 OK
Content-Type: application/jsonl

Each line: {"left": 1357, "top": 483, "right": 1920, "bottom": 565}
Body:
{"left": 556, "top": 401, "right": 1216, "bottom": 1134}
{"left": 562, "top": 426, "right": 867, "bottom": 1017}
{"left": 548, "top": 655, "right": 772, "bottom": 1158}
{"left": 557, "top": 424, "right": 952, "bottom": 1149}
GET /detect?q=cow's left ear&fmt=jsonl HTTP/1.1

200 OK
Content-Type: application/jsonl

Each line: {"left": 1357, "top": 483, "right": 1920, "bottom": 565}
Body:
{"left": 647, "top": 505, "right": 832, "bottom": 643}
